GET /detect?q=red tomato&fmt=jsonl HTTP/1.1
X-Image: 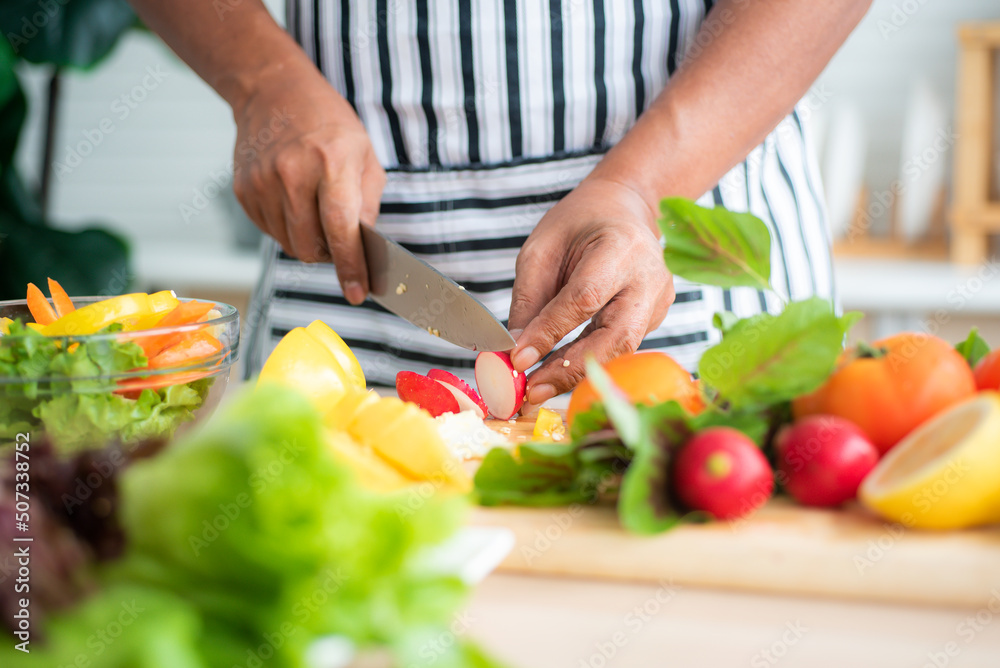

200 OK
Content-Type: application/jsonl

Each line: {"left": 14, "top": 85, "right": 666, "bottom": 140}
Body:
{"left": 973, "top": 349, "right": 1000, "bottom": 391}
{"left": 792, "top": 333, "right": 976, "bottom": 455}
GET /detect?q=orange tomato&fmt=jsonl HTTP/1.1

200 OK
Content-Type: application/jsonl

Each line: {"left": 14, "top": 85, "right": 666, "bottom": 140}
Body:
{"left": 973, "top": 349, "right": 1000, "bottom": 391}
{"left": 792, "top": 333, "right": 976, "bottom": 454}
{"left": 567, "top": 352, "right": 703, "bottom": 428}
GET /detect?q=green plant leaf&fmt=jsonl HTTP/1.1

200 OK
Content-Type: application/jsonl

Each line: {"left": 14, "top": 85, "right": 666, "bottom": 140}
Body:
{"left": 712, "top": 311, "right": 740, "bottom": 335}
{"left": 473, "top": 442, "right": 598, "bottom": 507}
{"left": 659, "top": 197, "right": 772, "bottom": 291}
{"left": 584, "top": 358, "right": 641, "bottom": 444}
{"left": 698, "top": 297, "right": 862, "bottom": 410}
{"left": 0, "top": 212, "right": 130, "bottom": 298}
{"left": 586, "top": 359, "right": 683, "bottom": 534}
{"left": 0, "top": 0, "right": 138, "bottom": 69}
{"left": 956, "top": 327, "right": 990, "bottom": 369}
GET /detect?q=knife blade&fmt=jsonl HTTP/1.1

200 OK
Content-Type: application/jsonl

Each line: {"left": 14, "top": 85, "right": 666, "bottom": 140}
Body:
{"left": 360, "top": 225, "right": 516, "bottom": 352}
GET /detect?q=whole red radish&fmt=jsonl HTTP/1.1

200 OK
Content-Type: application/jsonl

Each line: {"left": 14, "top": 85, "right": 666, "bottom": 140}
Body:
{"left": 395, "top": 371, "right": 460, "bottom": 417}
{"left": 775, "top": 415, "right": 879, "bottom": 507}
{"left": 672, "top": 427, "right": 773, "bottom": 520}
{"left": 475, "top": 351, "right": 527, "bottom": 419}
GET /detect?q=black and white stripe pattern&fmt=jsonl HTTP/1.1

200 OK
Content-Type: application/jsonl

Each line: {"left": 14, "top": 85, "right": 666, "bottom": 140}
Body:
{"left": 247, "top": 0, "right": 835, "bottom": 385}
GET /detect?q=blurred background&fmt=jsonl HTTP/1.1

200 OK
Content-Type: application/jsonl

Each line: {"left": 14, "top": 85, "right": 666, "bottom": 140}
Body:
{"left": 6, "top": 0, "right": 1000, "bottom": 355}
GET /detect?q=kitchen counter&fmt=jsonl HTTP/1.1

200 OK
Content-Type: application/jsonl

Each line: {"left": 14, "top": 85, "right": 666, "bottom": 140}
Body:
{"left": 464, "top": 573, "right": 1000, "bottom": 668}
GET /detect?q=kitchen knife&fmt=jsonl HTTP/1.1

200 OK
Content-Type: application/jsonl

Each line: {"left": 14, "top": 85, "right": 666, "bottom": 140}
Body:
{"left": 360, "top": 225, "right": 516, "bottom": 352}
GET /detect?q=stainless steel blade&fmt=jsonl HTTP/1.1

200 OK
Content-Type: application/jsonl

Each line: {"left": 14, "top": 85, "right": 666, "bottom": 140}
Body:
{"left": 360, "top": 225, "right": 516, "bottom": 352}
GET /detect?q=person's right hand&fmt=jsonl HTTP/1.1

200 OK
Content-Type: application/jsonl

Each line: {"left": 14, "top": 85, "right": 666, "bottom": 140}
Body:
{"left": 231, "top": 62, "right": 385, "bottom": 305}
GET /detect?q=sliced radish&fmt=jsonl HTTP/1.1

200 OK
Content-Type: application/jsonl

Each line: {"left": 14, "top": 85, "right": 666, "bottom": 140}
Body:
{"left": 427, "top": 369, "right": 489, "bottom": 417}
{"left": 474, "top": 351, "right": 527, "bottom": 420}
{"left": 432, "top": 380, "right": 485, "bottom": 418}
{"left": 395, "top": 371, "right": 460, "bottom": 417}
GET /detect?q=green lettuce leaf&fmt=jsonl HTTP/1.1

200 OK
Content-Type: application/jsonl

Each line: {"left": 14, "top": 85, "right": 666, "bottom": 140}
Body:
{"left": 112, "top": 385, "right": 495, "bottom": 666}
{"left": 956, "top": 327, "right": 990, "bottom": 368}
{"left": 474, "top": 442, "right": 600, "bottom": 507}
{"left": 0, "top": 584, "right": 207, "bottom": 668}
{"left": 0, "top": 319, "right": 210, "bottom": 449}
{"left": 33, "top": 378, "right": 212, "bottom": 450}
{"left": 698, "top": 297, "right": 861, "bottom": 410}
{"left": 659, "top": 198, "right": 772, "bottom": 291}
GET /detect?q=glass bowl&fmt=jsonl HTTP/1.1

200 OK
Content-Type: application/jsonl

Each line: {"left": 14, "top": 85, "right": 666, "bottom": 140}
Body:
{"left": 0, "top": 296, "right": 239, "bottom": 452}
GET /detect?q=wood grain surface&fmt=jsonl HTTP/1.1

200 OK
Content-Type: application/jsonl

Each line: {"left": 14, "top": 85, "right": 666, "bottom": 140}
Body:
{"left": 474, "top": 411, "right": 1000, "bottom": 608}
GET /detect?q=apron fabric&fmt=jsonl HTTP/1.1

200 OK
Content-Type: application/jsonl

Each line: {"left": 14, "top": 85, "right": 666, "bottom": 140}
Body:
{"left": 246, "top": 0, "right": 835, "bottom": 386}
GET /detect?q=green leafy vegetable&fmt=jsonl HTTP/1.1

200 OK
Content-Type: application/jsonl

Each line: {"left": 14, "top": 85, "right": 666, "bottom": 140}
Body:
{"left": 568, "top": 401, "right": 608, "bottom": 440}
{"left": 3, "top": 386, "right": 502, "bottom": 667}
{"left": 956, "top": 327, "right": 990, "bottom": 368}
{"left": 587, "top": 359, "right": 683, "bottom": 534}
{"left": 34, "top": 379, "right": 212, "bottom": 450}
{"left": 698, "top": 298, "right": 861, "bottom": 410}
{"left": 659, "top": 198, "right": 772, "bottom": 291}
{"left": 0, "top": 320, "right": 210, "bottom": 449}
{"left": 712, "top": 310, "right": 741, "bottom": 335}
{"left": 474, "top": 441, "right": 600, "bottom": 507}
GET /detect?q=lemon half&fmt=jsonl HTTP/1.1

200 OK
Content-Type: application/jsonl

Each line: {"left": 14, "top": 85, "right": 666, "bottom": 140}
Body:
{"left": 859, "top": 392, "right": 1000, "bottom": 530}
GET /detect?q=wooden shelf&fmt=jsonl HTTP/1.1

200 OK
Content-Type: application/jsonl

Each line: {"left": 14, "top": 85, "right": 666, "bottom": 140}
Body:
{"left": 949, "top": 21, "right": 999, "bottom": 264}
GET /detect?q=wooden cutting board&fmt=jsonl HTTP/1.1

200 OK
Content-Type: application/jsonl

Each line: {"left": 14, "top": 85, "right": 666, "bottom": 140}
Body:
{"left": 472, "top": 412, "right": 1000, "bottom": 608}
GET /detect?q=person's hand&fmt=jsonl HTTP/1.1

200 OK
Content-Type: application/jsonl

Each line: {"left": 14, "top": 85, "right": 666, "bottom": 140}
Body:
{"left": 231, "top": 61, "right": 385, "bottom": 305}
{"left": 508, "top": 177, "right": 675, "bottom": 406}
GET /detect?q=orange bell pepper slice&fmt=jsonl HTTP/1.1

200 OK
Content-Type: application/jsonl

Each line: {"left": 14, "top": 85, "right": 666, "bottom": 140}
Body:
{"left": 26, "top": 283, "right": 58, "bottom": 325}
{"left": 136, "top": 301, "right": 217, "bottom": 358}
{"left": 47, "top": 278, "right": 76, "bottom": 317}
{"left": 148, "top": 330, "right": 223, "bottom": 369}
{"left": 115, "top": 350, "right": 229, "bottom": 397}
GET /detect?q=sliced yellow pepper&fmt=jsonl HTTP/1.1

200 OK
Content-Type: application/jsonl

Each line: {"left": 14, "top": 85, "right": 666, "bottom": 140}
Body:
{"left": 42, "top": 293, "right": 157, "bottom": 336}
{"left": 0, "top": 317, "right": 13, "bottom": 335}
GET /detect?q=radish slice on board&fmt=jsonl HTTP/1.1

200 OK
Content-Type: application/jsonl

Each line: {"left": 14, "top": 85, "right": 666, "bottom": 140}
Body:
{"left": 396, "top": 371, "right": 461, "bottom": 417}
{"left": 432, "top": 379, "right": 485, "bottom": 418}
{"left": 427, "top": 369, "right": 489, "bottom": 417}
{"left": 474, "top": 352, "right": 527, "bottom": 420}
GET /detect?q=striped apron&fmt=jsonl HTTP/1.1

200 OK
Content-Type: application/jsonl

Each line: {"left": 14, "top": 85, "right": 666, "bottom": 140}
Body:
{"left": 246, "top": 0, "right": 835, "bottom": 386}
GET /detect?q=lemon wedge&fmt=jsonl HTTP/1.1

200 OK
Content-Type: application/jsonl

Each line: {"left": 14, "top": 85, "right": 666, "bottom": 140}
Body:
{"left": 859, "top": 392, "right": 1000, "bottom": 529}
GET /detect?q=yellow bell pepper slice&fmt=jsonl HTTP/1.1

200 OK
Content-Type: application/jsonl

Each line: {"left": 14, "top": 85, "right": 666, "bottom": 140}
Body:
{"left": 0, "top": 317, "right": 13, "bottom": 335}
{"left": 305, "top": 320, "right": 366, "bottom": 390}
{"left": 257, "top": 327, "right": 354, "bottom": 412}
{"left": 42, "top": 293, "right": 156, "bottom": 336}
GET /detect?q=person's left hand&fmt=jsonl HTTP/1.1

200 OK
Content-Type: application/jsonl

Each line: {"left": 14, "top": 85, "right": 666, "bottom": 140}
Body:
{"left": 507, "top": 176, "right": 675, "bottom": 407}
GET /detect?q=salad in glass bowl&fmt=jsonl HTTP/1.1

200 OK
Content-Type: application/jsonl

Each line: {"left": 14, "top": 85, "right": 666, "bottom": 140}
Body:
{"left": 0, "top": 279, "right": 238, "bottom": 451}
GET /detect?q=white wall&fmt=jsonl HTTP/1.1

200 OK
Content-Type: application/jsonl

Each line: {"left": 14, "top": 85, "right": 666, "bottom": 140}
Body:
{"left": 814, "top": 0, "right": 1000, "bottom": 206}
{"left": 13, "top": 0, "right": 1000, "bottom": 257}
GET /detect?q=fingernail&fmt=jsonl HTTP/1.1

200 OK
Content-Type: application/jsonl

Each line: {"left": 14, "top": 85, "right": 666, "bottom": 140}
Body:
{"left": 344, "top": 281, "right": 365, "bottom": 305}
{"left": 511, "top": 346, "right": 540, "bottom": 371}
{"left": 528, "top": 383, "right": 556, "bottom": 406}
{"left": 508, "top": 328, "right": 524, "bottom": 342}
